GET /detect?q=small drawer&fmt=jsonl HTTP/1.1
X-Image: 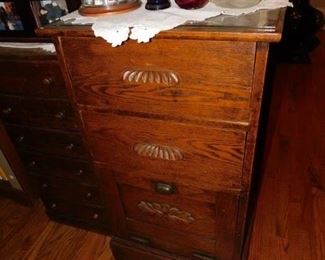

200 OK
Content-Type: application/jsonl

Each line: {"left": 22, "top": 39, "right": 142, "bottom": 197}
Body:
{"left": 62, "top": 38, "right": 255, "bottom": 124}
{"left": 0, "top": 60, "right": 67, "bottom": 98}
{"left": 119, "top": 184, "right": 216, "bottom": 239}
{"left": 126, "top": 219, "right": 216, "bottom": 259}
{"left": 31, "top": 175, "right": 103, "bottom": 206}
{"left": 0, "top": 95, "right": 78, "bottom": 130}
{"left": 82, "top": 111, "right": 246, "bottom": 190}
{"left": 43, "top": 198, "right": 108, "bottom": 225}
{"left": 5, "top": 125, "right": 88, "bottom": 159}
{"left": 19, "top": 152, "right": 95, "bottom": 184}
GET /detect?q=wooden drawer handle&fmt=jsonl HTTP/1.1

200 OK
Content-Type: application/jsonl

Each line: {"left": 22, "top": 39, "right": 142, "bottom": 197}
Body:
{"left": 2, "top": 107, "right": 12, "bottom": 115}
{"left": 154, "top": 182, "right": 176, "bottom": 195}
{"left": 134, "top": 143, "right": 183, "bottom": 161}
{"left": 42, "top": 77, "right": 53, "bottom": 86}
{"left": 54, "top": 112, "right": 65, "bottom": 120}
{"left": 193, "top": 253, "right": 216, "bottom": 260}
{"left": 129, "top": 235, "right": 151, "bottom": 245}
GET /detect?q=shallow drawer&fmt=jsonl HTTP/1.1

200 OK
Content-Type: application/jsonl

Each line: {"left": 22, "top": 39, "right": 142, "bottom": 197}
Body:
{"left": 20, "top": 152, "right": 96, "bottom": 184}
{"left": 43, "top": 198, "right": 109, "bottom": 225}
{"left": 82, "top": 111, "right": 246, "bottom": 190}
{"left": 0, "top": 95, "right": 78, "bottom": 130}
{"left": 61, "top": 38, "right": 255, "bottom": 124}
{"left": 126, "top": 219, "right": 216, "bottom": 259}
{"left": 31, "top": 175, "right": 102, "bottom": 206}
{"left": 5, "top": 125, "right": 88, "bottom": 159}
{"left": 120, "top": 184, "right": 216, "bottom": 239}
{"left": 0, "top": 60, "right": 67, "bottom": 98}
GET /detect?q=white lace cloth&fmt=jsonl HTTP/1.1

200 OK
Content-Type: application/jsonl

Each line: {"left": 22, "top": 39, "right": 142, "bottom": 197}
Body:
{"left": 61, "top": 0, "right": 292, "bottom": 47}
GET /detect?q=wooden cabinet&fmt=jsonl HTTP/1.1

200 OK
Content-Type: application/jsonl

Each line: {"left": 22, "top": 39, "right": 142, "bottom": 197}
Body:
{"left": 0, "top": 44, "right": 109, "bottom": 231}
{"left": 36, "top": 9, "right": 285, "bottom": 260}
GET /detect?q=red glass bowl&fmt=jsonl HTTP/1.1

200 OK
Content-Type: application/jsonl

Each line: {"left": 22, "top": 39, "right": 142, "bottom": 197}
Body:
{"left": 175, "top": 0, "right": 208, "bottom": 9}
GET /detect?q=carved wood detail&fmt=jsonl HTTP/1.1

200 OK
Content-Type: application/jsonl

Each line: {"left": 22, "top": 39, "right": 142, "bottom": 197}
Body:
{"left": 122, "top": 69, "right": 180, "bottom": 85}
{"left": 137, "top": 201, "right": 195, "bottom": 224}
{"left": 134, "top": 143, "right": 183, "bottom": 161}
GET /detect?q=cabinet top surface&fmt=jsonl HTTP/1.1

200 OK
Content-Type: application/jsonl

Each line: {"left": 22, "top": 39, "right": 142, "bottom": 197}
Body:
{"left": 37, "top": 8, "right": 286, "bottom": 42}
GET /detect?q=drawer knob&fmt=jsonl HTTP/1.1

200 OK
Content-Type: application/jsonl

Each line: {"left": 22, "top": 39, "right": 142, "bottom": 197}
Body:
{"left": 54, "top": 112, "right": 65, "bottom": 120}
{"left": 154, "top": 182, "right": 176, "bottom": 195}
{"left": 130, "top": 235, "right": 150, "bottom": 245}
{"left": 2, "top": 107, "right": 12, "bottom": 115}
{"left": 42, "top": 77, "right": 53, "bottom": 86}
{"left": 93, "top": 213, "right": 99, "bottom": 220}
{"left": 193, "top": 253, "right": 216, "bottom": 260}
{"left": 51, "top": 203, "right": 57, "bottom": 209}
{"left": 16, "top": 136, "right": 25, "bottom": 143}
{"left": 42, "top": 183, "right": 48, "bottom": 189}
{"left": 86, "top": 192, "right": 92, "bottom": 198}
{"left": 28, "top": 161, "right": 36, "bottom": 168}
{"left": 76, "top": 169, "right": 84, "bottom": 176}
{"left": 65, "top": 143, "right": 75, "bottom": 150}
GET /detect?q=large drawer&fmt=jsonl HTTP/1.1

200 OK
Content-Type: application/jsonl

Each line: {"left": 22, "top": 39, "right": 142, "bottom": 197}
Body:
{"left": 0, "top": 59, "right": 67, "bottom": 98}
{"left": 0, "top": 95, "right": 78, "bottom": 130}
{"left": 81, "top": 111, "right": 246, "bottom": 190}
{"left": 61, "top": 38, "right": 255, "bottom": 124}
{"left": 119, "top": 184, "right": 216, "bottom": 239}
{"left": 19, "top": 151, "right": 96, "bottom": 184}
{"left": 5, "top": 124, "right": 88, "bottom": 159}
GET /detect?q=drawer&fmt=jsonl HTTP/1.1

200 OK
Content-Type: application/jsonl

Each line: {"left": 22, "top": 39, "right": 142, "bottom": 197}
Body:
{"left": 0, "top": 95, "right": 78, "bottom": 130}
{"left": 61, "top": 38, "right": 255, "bottom": 124}
{"left": 19, "top": 152, "right": 96, "bottom": 184}
{"left": 126, "top": 219, "right": 216, "bottom": 259}
{"left": 119, "top": 184, "right": 216, "bottom": 239}
{"left": 43, "top": 198, "right": 109, "bottom": 225}
{"left": 31, "top": 175, "right": 103, "bottom": 206}
{"left": 5, "top": 125, "right": 88, "bottom": 159}
{"left": 0, "top": 60, "right": 67, "bottom": 98}
{"left": 82, "top": 111, "right": 246, "bottom": 190}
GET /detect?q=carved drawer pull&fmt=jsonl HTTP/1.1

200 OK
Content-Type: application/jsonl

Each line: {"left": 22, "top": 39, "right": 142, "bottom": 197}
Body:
{"left": 54, "top": 112, "right": 65, "bottom": 120}
{"left": 130, "top": 235, "right": 151, "bottom": 245}
{"left": 137, "top": 201, "right": 195, "bottom": 224}
{"left": 193, "top": 253, "right": 216, "bottom": 260}
{"left": 123, "top": 69, "right": 180, "bottom": 86}
{"left": 42, "top": 77, "right": 53, "bottom": 86}
{"left": 134, "top": 143, "right": 183, "bottom": 161}
{"left": 154, "top": 182, "right": 176, "bottom": 195}
{"left": 2, "top": 107, "right": 12, "bottom": 115}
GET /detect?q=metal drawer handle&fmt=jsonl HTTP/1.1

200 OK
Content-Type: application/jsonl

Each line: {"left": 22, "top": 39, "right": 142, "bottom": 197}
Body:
{"left": 86, "top": 192, "right": 92, "bottom": 198}
{"left": 51, "top": 203, "right": 57, "bottom": 209}
{"left": 28, "top": 161, "right": 36, "bottom": 168}
{"left": 76, "top": 169, "right": 84, "bottom": 176}
{"left": 42, "top": 183, "right": 48, "bottom": 189}
{"left": 65, "top": 143, "right": 75, "bottom": 150}
{"left": 134, "top": 143, "right": 183, "bottom": 161}
{"left": 93, "top": 213, "right": 99, "bottom": 220}
{"left": 42, "top": 77, "right": 53, "bottom": 86}
{"left": 154, "top": 182, "right": 176, "bottom": 195}
{"left": 130, "top": 235, "right": 151, "bottom": 245}
{"left": 2, "top": 107, "right": 12, "bottom": 115}
{"left": 54, "top": 112, "right": 65, "bottom": 120}
{"left": 193, "top": 253, "right": 216, "bottom": 260}
{"left": 16, "top": 136, "right": 25, "bottom": 143}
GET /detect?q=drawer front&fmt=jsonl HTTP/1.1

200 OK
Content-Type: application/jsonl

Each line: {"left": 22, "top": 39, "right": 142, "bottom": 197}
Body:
{"left": 82, "top": 111, "right": 246, "bottom": 190}
{"left": 120, "top": 184, "right": 216, "bottom": 239}
{"left": 31, "top": 175, "right": 102, "bottom": 206}
{"left": 126, "top": 219, "right": 216, "bottom": 259}
{"left": 20, "top": 152, "right": 96, "bottom": 184}
{"left": 0, "top": 60, "right": 67, "bottom": 98}
{"left": 61, "top": 38, "right": 255, "bottom": 124}
{"left": 43, "top": 198, "right": 109, "bottom": 225}
{"left": 5, "top": 125, "right": 88, "bottom": 159}
{"left": 0, "top": 95, "right": 78, "bottom": 130}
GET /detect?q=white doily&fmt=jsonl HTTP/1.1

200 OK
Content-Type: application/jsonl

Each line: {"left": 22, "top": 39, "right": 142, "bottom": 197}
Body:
{"left": 61, "top": 0, "right": 292, "bottom": 47}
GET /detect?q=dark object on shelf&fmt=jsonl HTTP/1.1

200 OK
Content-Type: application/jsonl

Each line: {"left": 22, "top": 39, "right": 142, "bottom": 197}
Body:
{"left": 145, "top": 0, "right": 170, "bottom": 10}
{"left": 175, "top": 0, "right": 208, "bottom": 9}
{"left": 275, "top": 0, "right": 324, "bottom": 63}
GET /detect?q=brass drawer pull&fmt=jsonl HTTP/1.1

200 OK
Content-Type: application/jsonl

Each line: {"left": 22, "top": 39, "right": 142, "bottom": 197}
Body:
{"left": 65, "top": 143, "right": 75, "bottom": 150}
{"left": 86, "top": 192, "right": 92, "bottom": 198}
{"left": 28, "top": 161, "right": 36, "bottom": 168}
{"left": 76, "top": 169, "right": 84, "bottom": 176}
{"left": 130, "top": 235, "right": 150, "bottom": 245}
{"left": 134, "top": 143, "right": 183, "bottom": 161}
{"left": 16, "top": 136, "right": 25, "bottom": 143}
{"left": 154, "top": 182, "right": 176, "bottom": 195}
{"left": 2, "top": 107, "right": 12, "bottom": 115}
{"left": 193, "top": 253, "right": 216, "bottom": 260}
{"left": 93, "top": 213, "right": 99, "bottom": 220}
{"left": 42, "top": 77, "right": 53, "bottom": 86}
{"left": 54, "top": 112, "right": 65, "bottom": 120}
{"left": 50, "top": 203, "right": 57, "bottom": 209}
{"left": 42, "top": 183, "right": 48, "bottom": 189}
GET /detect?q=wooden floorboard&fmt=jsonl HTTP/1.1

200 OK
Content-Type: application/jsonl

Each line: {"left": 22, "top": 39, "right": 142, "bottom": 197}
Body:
{"left": 0, "top": 33, "right": 324, "bottom": 260}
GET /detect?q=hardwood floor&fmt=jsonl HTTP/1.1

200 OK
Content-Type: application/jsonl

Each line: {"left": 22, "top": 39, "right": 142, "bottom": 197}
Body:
{"left": 0, "top": 33, "right": 324, "bottom": 260}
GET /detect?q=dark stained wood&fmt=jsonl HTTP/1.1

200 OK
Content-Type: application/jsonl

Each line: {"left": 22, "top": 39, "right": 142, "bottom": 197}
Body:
{"left": 82, "top": 111, "right": 246, "bottom": 191}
